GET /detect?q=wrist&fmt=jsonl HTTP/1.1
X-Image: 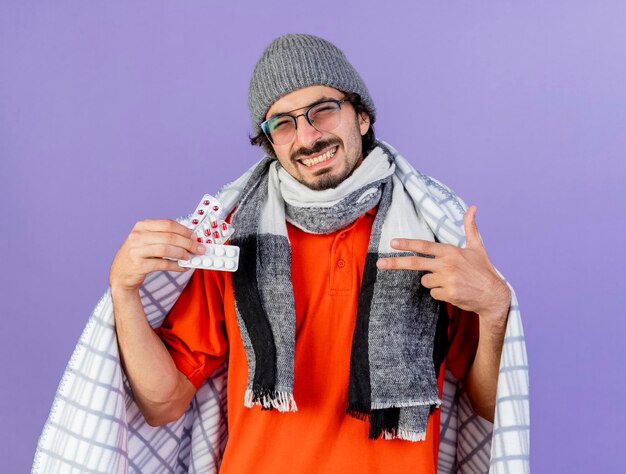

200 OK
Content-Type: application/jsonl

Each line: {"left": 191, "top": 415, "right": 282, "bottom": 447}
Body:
{"left": 481, "top": 280, "right": 510, "bottom": 321}
{"left": 478, "top": 305, "right": 509, "bottom": 340}
{"left": 110, "top": 285, "right": 140, "bottom": 303}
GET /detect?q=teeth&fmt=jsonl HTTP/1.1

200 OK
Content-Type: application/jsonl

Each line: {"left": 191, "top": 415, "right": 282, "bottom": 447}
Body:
{"left": 301, "top": 148, "right": 336, "bottom": 167}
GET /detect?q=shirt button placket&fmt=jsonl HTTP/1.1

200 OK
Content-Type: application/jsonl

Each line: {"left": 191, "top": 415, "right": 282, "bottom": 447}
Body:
{"left": 330, "top": 232, "right": 351, "bottom": 292}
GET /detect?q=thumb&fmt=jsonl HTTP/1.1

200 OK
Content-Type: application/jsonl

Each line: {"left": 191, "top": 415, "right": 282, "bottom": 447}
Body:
{"left": 463, "top": 205, "right": 482, "bottom": 248}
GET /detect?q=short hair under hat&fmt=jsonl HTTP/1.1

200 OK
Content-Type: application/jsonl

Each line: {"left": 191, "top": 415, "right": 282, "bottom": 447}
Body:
{"left": 248, "top": 33, "right": 376, "bottom": 132}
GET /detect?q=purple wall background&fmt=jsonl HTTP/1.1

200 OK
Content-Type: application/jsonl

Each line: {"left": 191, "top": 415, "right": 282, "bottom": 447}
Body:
{"left": 2, "top": 1, "right": 625, "bottom": 472}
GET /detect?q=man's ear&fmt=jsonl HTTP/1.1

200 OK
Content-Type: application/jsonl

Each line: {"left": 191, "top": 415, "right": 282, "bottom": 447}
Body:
{"left": 359, "top": 112, "right": 371, "bottom": 135}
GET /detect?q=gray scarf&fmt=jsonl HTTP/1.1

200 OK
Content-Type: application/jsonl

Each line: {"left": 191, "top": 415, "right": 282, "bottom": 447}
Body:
{"left": 230, "top": 143, "right": 448, "bottom": 441}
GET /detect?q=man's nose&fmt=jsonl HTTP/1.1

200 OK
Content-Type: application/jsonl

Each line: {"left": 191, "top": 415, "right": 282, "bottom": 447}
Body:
{"left": 294, "top": 114, "right": 322, "bottom": 147}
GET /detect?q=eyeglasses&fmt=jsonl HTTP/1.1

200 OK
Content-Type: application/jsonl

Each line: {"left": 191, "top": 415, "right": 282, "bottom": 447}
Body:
{"left": 260, "top": 98, "right": 346, "bottom": 146}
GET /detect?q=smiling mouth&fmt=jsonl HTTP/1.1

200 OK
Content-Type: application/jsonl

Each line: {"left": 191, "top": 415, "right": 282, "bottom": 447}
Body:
{"left": 299, "top": 146, "right": 337, "bottom": 168}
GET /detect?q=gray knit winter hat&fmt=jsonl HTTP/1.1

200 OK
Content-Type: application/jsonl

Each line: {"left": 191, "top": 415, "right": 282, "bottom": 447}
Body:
{"left": 248, "top": 33, "right": 376, "bottom": 132}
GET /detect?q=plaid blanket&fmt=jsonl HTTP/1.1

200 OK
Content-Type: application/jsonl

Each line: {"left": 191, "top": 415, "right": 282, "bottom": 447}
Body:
{"left": 32, "top": 141, "right": 529, "bottom": 473}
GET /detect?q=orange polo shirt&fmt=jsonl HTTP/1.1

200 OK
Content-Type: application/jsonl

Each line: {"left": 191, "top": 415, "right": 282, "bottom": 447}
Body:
{"left": 156, "top": 209, "right": 479, "bottom": 473}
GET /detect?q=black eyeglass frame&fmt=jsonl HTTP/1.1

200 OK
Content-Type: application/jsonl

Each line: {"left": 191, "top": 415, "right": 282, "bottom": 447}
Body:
{"left": 259, "top": 98, "right": 347, "bottom": 145}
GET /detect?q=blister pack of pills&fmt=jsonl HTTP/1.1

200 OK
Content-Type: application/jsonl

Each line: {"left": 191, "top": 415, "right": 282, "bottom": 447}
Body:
{"left": 178, "top": 193, "right": 240, "bottom": 272}
{"left": 179, "top": 244, "right": 239, "bottom": 272}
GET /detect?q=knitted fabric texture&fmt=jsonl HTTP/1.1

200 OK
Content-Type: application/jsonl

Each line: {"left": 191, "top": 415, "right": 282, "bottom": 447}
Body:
{"left": 230, "top": 145, "right": 444, "bottom": 440}
{"left": 248, "top": 33, "right": 376, "bottom": 132}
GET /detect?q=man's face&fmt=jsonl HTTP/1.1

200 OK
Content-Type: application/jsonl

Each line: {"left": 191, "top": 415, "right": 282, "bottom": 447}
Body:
{"left": 265, "top": 85, "right": 371, "bottom": 191}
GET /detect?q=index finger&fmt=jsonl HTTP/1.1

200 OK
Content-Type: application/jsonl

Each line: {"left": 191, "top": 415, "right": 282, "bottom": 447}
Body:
{"left": 136, "top": 219, "right": 195, "bottom": 238}
{"left": 376, "top": 254, "right": 441, "bottom": 272}
{"left": 390, "top": 238, "right": 457, "bottom": 257}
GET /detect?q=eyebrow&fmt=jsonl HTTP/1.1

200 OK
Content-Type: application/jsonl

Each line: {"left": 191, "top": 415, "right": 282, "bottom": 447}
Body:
{"left": 268, "top": 96, "right": 340, "bottom": 120}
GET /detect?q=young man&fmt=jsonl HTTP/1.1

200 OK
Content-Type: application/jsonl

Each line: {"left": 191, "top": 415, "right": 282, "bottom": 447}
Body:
{"left": 109, "top": 34, "right": 511, "bottom": 473}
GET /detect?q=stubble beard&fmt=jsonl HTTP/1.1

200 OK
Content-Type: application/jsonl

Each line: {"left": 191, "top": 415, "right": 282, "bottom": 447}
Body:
{"left": 294, "top": 135, "right": 364, "bottom": 191}
{"left": 303, "top": 163, "right": 355, "bottom": 191}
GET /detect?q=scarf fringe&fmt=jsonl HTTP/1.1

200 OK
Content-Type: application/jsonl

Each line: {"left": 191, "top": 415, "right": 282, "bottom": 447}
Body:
{"left": 383, "top": 428, "right": 427, "bottom": 442}
{"left": 347, "top": 402, "right": 438, "bottom": 442}
{"left": 345, "top": 408, "right": 370, "bottom": 422}
{"left": 370, "top": 398, "right": 442, "bottom": 410}
{"left": 244, "top": 388, "right": 298, "bottom": 412}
